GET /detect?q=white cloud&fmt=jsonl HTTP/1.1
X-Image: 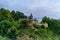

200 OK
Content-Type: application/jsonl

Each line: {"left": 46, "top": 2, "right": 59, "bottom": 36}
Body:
{"left": 0, "top": 0, "right": 60, "bottom": 20}
{"left": 27, "top": 0, "right": 60, "bottom": 13}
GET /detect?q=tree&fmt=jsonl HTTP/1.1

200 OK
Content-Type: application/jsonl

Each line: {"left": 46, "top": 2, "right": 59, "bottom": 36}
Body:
{"left": 19, "top": 19, "right": 29, "bottom": 29}
{"left": 7, "top": 26, "right": 19, "bottom": 39}
{"left": 41, "top": 16, "right": 49, "bottom": 23}
{"left": 0, "top": 8, "right": 13, "bottom": 22}
{"left": 11, "top": 10, "right": 16, "bottom": 20}
{"left": 0, "top": 20, "right": 12, "bottom": 36}
{"left": 0, "top": 8, "right": 20, "bottom": 39}
{"left": 11, "top": 11, "right": 27, "bottom": 21}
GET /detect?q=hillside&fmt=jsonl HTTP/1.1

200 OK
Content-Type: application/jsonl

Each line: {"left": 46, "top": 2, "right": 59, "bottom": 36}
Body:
{"left": 0, "top": 8, "right": 60, "bottom": 40}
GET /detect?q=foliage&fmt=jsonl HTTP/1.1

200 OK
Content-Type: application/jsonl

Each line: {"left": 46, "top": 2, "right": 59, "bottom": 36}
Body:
{"left": 19, "top": 19, "right": 29, "bottom": 29}
{"left": 0, "top": 36, "right": 10, "bottom": 40}
{"left": 42, "top": 16, "right": 60, "bottom": 35}
{"left": 11, "top": 11, "right": 27, "bottom": 21}
{"left": 1, "top": 8, "right": 60, "bottom": 40}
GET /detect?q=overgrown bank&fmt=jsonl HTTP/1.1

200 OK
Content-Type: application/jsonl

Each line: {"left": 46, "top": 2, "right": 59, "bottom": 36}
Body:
{"left": 0, "top": 8, "right": 60, "bottom": 40}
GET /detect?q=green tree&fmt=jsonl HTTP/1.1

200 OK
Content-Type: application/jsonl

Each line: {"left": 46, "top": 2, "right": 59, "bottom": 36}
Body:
{"left": 11, "top": 10, "right": 16, "bottom": 20}
{"left": 0, "top": 20, "right": 12, "bottom": 36}
{"left": 11, "top": 11, "right": 27, "bottom": 21}
{"left": 7, "top": 26, "right": 19, "bottom": 39}
{"left": 0, "top": 8, "right": 13, "bottom": 22}
{"left": 19, "top": 19, "right": 29, "bottom": 29}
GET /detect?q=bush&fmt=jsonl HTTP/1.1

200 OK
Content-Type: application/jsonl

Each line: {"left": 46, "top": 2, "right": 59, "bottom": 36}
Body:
{"left": 0, "top": 36, "right": 10, "bottom": 40}
{"left": 19, "top": 19, "right": 29, "bottom": 29}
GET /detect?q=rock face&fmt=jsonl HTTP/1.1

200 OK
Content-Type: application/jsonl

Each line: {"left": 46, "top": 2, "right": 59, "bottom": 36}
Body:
{"left": 36, "top": 22, "right": 48, "bottom": 28}
{"left": 42, "top": 22, "right": 48, "bottom": 28}
{"left": 17, "top": 35, "right": 40, "bottom": 40}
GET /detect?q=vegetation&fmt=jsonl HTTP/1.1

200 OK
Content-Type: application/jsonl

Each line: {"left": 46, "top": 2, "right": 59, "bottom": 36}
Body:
{"left": 0, "top": 8, "right": 60, "bottom": 40}
{"left": 0, "top": 36, "right": 10, "bottom": 40}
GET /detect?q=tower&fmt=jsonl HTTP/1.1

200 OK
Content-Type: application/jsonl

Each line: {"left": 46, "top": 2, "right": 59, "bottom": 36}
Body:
{"left": 29, "top": 13, "right": 33, "bottom": 20}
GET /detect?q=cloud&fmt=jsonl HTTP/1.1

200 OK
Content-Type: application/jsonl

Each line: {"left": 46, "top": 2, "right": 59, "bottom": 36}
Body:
{"left": 0, "top": 0, "right": 60, "bottom": 21}
{"left": 27, "top": 0, "right": 60, "bottom": 12}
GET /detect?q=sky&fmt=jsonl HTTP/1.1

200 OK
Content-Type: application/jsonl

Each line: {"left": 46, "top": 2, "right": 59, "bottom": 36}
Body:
{"left": 0, "top": 0, "right": 60, "bottom": 21}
